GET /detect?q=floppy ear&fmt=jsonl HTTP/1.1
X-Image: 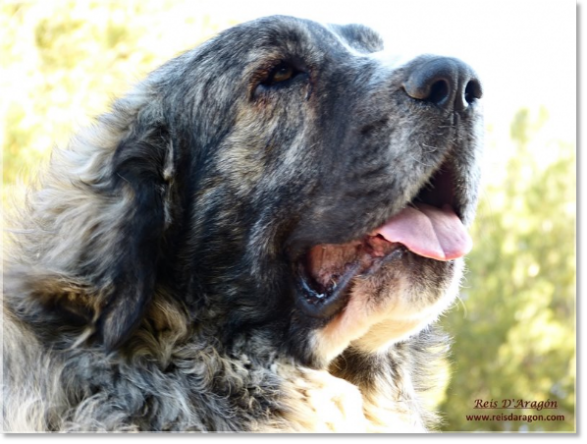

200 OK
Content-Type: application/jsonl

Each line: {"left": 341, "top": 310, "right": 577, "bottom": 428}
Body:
{"left": 3, "top": 85, "right": 182, "bottom": 351}
{"left": 94, "top": 119, "right": 176, "bottom": 351}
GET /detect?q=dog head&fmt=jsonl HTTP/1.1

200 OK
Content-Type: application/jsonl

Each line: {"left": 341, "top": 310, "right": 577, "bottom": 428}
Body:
{"left": 8, "top": 16, "right": 483, "bottom": 369}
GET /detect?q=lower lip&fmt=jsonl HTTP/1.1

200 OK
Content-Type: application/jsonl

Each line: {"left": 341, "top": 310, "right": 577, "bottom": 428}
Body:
{"left": 295, "top": 245, "right": 407, "bottom": 318}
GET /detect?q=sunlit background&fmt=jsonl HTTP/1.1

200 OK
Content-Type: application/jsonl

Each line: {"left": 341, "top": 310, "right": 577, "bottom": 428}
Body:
{"left": 1, "top": 0, "right": 576, "bottom": 432}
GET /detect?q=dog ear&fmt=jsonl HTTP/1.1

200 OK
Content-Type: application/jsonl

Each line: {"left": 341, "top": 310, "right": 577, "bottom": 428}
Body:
{"left": 95, "top": 118, "right": 176, "bottom": 351}
{"left": 3, "top": 85, "right": 183, "bottom": 351}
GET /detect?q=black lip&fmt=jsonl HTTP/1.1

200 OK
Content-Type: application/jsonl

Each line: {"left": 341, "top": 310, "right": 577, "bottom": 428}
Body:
{"left": 294, "top": 244, "right": 406, "bottom": 319}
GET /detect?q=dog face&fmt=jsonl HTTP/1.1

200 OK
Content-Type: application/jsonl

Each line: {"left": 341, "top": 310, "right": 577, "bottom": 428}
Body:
{"left": 126, "top": 16, "right": 483, "bottom": 367}
{"left": 6, "top": 16, "right": 482, "bottom": 371}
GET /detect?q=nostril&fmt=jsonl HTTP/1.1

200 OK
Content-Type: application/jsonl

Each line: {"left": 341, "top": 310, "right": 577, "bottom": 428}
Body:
{"left": 403, "top": 73, "right": 454, "bottom": 106}
{"left": 464, "top": 79, "right": 483, "bottom": 104}
{"left": 403, "top": 56, "right": 482, "bottom": 112}
{"left": 428, "top": 79, "right": 451, "bottom": 106}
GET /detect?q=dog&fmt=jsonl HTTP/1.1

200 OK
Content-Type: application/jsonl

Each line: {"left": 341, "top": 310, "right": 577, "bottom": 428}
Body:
{"left": 2, "top": 15, "right": 483, "bottom": 432}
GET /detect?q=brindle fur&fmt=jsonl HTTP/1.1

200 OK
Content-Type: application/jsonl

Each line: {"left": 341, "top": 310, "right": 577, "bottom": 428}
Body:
{"left": 2, "top": 15, "right": 483, "bottom": 432}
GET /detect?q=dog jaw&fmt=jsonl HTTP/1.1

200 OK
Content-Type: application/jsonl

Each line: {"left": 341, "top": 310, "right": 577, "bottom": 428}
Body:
{"left": 312, "top": 257, "right": 463, "bottom": 364}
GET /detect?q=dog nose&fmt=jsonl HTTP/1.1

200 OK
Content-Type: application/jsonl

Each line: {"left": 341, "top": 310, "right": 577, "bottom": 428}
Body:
{"left": 403, "top": 57, "right": 482, "bottom": 111}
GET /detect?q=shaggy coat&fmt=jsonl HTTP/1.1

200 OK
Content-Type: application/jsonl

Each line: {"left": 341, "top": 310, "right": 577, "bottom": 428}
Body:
{"left": 2, "top": 15, "right": 483, "bottom": 432}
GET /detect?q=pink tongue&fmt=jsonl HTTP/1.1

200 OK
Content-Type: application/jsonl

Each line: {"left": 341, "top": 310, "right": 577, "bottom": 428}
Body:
{"left": 373, "top": 204, "right": 472, "bottom": 261}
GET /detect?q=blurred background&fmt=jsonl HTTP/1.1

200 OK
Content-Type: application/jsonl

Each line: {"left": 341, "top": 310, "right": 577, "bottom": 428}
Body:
{"left": 1, "top": 0, "right": 576, "bottom": 432}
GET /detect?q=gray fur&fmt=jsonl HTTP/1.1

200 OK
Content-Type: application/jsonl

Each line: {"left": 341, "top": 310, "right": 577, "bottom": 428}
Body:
{"left": 3, "top": 15, "right": 483, "bottom": 432}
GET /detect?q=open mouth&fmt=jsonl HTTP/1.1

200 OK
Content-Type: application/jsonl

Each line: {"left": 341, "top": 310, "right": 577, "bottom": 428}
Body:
{"left": 295, "top": 160, "right": 472, "bottom": 318}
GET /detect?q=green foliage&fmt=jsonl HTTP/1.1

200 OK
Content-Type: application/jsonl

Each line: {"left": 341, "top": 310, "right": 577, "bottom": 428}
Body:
{"left": 439, "top": 109, "right": 576, "bottom": 432}
{"left": 35, "top": 17, "right": 86, "bottom": 69}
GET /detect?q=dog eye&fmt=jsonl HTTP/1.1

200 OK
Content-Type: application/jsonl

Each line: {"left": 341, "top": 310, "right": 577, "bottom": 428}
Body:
{"left": 262, "top": 62, "right": 297, "bottom": 87}
{"left": 253, "top": 60, "right": 307, "bottom": 98}
{"left": 272, "top": 64, "right": 294, "bottom": 83}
